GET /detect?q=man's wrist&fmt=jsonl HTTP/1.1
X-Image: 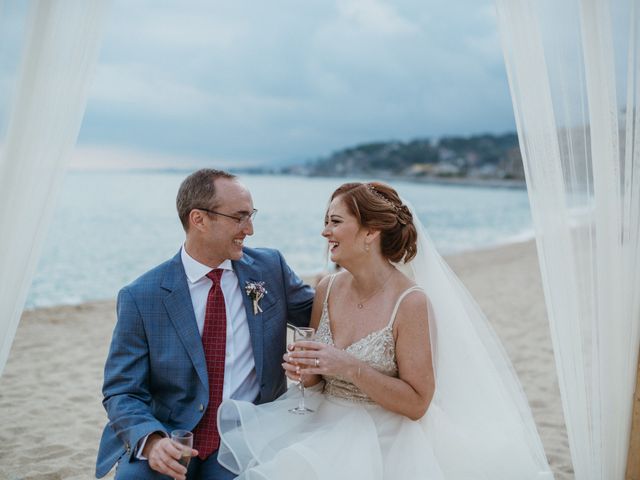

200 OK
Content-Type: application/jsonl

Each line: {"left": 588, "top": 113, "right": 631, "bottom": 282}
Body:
{"left": 138, "top": 431, "right": 167, "bottom": 460}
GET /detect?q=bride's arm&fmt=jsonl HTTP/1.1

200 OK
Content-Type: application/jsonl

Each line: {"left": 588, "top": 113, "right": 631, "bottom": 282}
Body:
{"left": 292, "top": 291, "right": 435, "bottom": 420}
{"left": 281, "top": 275, "right": 330, "bottom": 387}
{"left": 361, "top": 292, "right": 435, "bottom": 419}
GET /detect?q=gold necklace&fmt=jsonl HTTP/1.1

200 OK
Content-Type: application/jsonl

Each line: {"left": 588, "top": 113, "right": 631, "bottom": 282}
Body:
{"left": 355, "top": 270, "right": 395, "bottom": 309}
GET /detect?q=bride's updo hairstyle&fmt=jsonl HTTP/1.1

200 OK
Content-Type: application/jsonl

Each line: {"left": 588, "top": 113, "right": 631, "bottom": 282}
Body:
{"left": 330, "top": 182, "right": 417, "bottom": 263}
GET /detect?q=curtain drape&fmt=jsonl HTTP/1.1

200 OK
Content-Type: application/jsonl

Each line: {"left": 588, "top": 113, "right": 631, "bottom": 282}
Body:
{"left": 0, "top": 1, "right": 110, "bottom": 376}
{"left": 495, "top": 0, "right": 640, "bottom": 478}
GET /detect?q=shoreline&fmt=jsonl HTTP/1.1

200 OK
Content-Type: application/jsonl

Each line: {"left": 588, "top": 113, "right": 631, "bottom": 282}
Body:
{"left": 23, "top": 235, "right": 537, "bottom": 312}
{"left": 0, "top": 240, "right": 572, "bottom": 479}
{"left": 254, "top": 172, "right": 527, "bottom": 190}
{"left": 64, "top": 169, "right": 528, "bottom": 190}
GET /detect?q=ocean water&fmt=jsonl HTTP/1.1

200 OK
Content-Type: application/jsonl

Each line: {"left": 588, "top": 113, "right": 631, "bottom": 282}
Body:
{"left": 26, "top": 172, "right": 533, "bottom": 308}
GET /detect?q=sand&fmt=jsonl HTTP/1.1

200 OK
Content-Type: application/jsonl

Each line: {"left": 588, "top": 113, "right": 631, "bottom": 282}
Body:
{"left": 0, "top": 240, "right": 572, "bottom": 479}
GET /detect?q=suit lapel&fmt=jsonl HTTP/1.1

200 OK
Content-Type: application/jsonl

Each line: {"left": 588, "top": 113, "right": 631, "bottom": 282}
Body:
{"left": 232, "top": 252, "right": 265, "bottom": 385}
{"left": 161, "top": 252, "right": 208, "bottom": 390}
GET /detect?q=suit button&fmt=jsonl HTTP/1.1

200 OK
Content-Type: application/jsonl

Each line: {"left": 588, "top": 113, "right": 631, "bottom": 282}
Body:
{"left": 199, "top": 403, "right": 204, "bottom": 412}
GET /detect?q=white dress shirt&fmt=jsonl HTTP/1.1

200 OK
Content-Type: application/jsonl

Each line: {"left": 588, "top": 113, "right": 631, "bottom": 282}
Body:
{"left": 137, "top": 246, "right": 259, "bottom": 458}
{"left": 180, "top": 246, "right": 259, "bottom": 402}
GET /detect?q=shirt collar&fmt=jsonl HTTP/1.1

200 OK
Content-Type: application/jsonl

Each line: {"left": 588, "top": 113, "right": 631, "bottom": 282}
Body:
{"left": 181, "top": 245, "right": 233, "bottom": 284}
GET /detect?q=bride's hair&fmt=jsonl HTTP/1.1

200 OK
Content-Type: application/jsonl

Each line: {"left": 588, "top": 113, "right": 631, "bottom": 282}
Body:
{"left": 330, "top": 182, "right": 417, "bottom": 263}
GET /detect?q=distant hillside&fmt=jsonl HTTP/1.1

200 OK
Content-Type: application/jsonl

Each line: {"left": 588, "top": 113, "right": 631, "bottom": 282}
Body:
{"left": 281, "top": 133, "right": 524, "bottom": 182}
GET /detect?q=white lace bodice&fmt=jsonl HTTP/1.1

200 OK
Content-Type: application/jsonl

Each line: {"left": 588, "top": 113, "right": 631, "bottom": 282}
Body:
{"left": 315, "top": 274, "right": 423, "bottom": 403}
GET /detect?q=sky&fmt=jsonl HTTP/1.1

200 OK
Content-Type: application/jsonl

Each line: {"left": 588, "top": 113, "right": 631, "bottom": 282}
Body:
{"left": 2, "top": 0, "right": 517, "bottom": 169}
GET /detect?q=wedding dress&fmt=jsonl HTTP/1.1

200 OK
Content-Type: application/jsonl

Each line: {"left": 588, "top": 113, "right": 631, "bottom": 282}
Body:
{"left": 217, "top": 205, "right": 554, "bottom": 479}
{"left": 218, "top": 278, "right": 444, "bottom": 479}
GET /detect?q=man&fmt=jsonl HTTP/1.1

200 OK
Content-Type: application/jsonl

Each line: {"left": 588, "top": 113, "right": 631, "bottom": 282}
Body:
{"left": 96, "top": 169, "right": 314, "bottom": 479}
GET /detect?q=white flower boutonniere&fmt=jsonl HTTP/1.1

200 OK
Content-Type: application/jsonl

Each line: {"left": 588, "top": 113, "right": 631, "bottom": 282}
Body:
{"left": 245, "top": 281, "right": 267, "bottom": 315}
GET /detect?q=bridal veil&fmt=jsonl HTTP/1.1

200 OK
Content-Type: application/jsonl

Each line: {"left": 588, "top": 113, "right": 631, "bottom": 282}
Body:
{"left": 398, "top": 202, "right": 553, "bottom": 479}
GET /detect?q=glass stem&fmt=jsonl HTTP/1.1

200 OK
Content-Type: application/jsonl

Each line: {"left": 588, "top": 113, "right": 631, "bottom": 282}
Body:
{"left": 298, "top": 379, "right": 305, "bottom": 410}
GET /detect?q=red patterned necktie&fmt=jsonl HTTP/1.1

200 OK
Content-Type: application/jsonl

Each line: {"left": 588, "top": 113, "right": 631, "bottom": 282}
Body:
{"left": 193, "top": 269, "right": 227, "bottom": 459}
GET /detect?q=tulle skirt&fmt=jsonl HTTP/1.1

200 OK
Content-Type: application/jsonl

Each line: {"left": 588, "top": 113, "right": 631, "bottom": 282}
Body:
{"left": 217, "top": 386, "right": 444, "bottom": 480}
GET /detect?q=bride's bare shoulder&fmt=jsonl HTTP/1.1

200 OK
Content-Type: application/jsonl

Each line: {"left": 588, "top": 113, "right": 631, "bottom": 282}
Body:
{"left": 394, "top": 285, "right": 431, "bottom": 329}
{"left": 313, "top": 270, "right": 348, "bottom": 301}
{"left": 393, "top": 268, "right": 420, "bottom": 291}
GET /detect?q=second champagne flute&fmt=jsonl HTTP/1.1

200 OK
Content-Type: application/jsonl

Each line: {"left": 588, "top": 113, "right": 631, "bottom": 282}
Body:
{"left": 288, "top": 326, "right": 316, "bottom": 414}
{"left": 170, "top": 429, "right": 193, "bottom": 470}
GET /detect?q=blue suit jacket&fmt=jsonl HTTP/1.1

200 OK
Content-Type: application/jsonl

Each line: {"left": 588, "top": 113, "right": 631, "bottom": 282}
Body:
{"left": 95, "top": 247, "right": 313, "bottom": 478}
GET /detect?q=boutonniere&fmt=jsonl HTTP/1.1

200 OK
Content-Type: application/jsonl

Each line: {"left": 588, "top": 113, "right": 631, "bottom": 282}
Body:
{"left": 245, "top": 281, "right": 267, "bottom": 315}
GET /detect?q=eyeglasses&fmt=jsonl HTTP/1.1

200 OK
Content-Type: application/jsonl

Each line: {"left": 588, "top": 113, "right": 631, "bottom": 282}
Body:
{"left": 196, "top": 207, "right": 258, "bottom": 226}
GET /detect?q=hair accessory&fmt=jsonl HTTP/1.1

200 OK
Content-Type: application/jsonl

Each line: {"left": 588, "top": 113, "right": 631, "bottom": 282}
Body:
{"left": 366, "top": 183, "right": 399, "bottom": 212}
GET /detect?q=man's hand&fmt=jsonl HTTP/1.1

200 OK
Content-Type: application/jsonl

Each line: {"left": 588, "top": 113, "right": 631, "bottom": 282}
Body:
{"left": 142, "top": 433, "right": 198, "bottom": 480}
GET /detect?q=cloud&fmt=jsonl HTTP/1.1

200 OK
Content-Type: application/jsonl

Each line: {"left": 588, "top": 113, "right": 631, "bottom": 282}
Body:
{"left": 337, "top": 0, "right": 419, "bottom": 35}
{"left": 89, "top": 63, "right": 216, "bottom": 117}
{"left": 68, "top": 144, "right": 239, "bottom": 170}
{"left": 69, "top": 0, "right": 516, "bottom": 166}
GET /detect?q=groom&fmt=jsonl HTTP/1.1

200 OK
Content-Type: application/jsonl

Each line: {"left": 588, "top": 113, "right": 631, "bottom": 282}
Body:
{"left": 95, "top": 169, "right": 314, "bottom": 479}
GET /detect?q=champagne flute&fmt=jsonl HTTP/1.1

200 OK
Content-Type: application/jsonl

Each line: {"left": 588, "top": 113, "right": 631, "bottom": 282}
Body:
{"left": 170, "top": 429, "right": 193, "bottom": 469}
{"left": 288, "top": 326, "right": 316, "bottom": 414}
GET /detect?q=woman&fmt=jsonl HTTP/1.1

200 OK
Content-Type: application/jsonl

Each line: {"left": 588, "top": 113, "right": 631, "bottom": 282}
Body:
{"left": 217, "top": 182, "right": 553, "bottom": 479}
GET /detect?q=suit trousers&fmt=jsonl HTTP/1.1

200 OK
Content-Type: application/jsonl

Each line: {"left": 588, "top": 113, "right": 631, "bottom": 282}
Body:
{"left": 114, "top": 450, "right": 235, "bottom": 480}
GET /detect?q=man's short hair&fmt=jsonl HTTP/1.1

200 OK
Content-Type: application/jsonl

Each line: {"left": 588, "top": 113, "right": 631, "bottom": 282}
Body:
{"left": 176, "top": 168, "right": 236, "bottom": 231}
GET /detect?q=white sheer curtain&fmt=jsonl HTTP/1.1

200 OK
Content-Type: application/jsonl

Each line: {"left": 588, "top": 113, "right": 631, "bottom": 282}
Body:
{"left": 495, "top": 0, "right": 640, "bottom": 478}
{"left": 0, "top": 1, "right": 110, "bottom": 376}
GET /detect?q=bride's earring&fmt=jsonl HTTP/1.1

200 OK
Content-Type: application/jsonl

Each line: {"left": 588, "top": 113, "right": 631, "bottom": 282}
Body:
{"left": 364, "top": 243, "right": 370, "bottom": 252}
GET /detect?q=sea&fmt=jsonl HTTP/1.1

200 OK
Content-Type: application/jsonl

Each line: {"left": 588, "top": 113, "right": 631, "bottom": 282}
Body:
{"left": 25, "top": 171, "right": 534, "bottom": 308}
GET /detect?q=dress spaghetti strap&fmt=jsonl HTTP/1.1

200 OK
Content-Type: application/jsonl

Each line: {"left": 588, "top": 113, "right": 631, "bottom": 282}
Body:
{"left": 387, "top": 286, "right": 425, "bottom": 328}
{"left": 324, "top": 273, "right": 338, "bottom": 306}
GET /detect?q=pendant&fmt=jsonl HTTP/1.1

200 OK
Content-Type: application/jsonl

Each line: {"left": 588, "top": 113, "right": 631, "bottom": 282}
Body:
{"left": 357, "top": 303, "right": 363, "bottom": 309}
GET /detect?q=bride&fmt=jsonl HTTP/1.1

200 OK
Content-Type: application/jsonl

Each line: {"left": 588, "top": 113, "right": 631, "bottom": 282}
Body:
{"left": 216, "top": 182, "right": 554, "bottom": 479}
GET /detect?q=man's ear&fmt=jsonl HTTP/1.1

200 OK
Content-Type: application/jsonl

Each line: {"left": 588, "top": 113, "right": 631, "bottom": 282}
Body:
{"left": 189, "top": 209, "right": 208, "bottom": 232}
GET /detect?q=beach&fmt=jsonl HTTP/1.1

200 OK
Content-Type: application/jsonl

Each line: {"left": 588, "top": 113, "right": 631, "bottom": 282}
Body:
{"left": 0, "top": 240, "right": 572, "bottom": 479}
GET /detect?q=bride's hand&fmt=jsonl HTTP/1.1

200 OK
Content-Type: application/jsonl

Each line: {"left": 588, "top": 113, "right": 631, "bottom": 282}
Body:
{"left": 286, "top": 340, "right": 360, "bottom": 381}
{"left": 282, "top": 345, "right": 323, "bottom": 386}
